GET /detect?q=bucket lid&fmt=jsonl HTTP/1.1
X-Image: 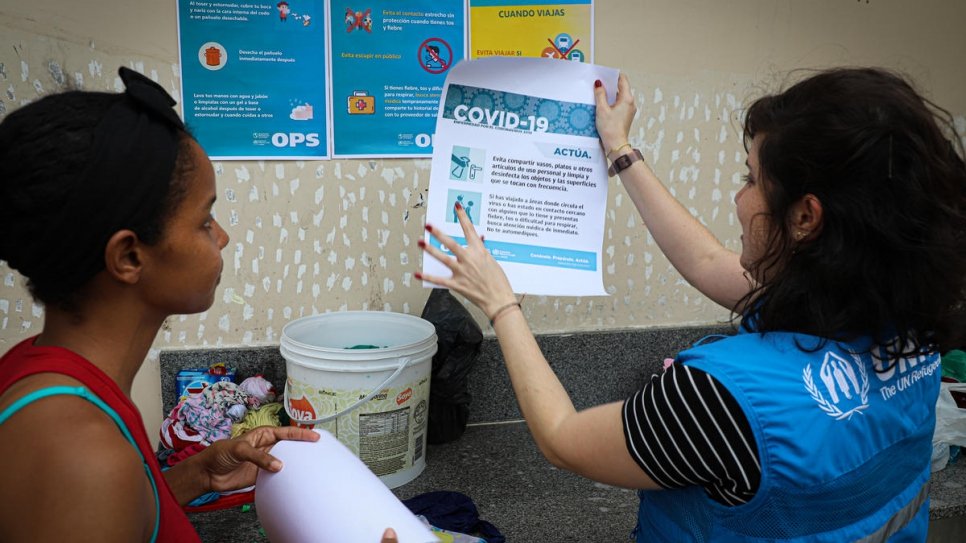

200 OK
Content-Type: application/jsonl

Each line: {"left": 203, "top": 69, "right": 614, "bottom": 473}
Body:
{"left": 280, "top": 311, "right": 437, "bottom": 371}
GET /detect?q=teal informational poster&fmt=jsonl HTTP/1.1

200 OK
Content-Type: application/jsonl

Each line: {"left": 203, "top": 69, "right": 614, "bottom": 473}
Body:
{"left": 177, "top": 0, "right": 328, "bottom": 159}
{"left": 328, "top": 1, "right": 467, "bottom": 157}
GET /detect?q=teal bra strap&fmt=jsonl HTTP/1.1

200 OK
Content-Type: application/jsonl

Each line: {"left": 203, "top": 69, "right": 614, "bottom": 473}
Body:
{"left": 0, "top": 385, "right": 160, "bottom": 543}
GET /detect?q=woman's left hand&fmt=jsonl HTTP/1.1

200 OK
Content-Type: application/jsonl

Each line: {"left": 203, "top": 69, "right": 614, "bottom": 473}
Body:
{"left": 200, "top": 426, "right": 319, "bottom": 493}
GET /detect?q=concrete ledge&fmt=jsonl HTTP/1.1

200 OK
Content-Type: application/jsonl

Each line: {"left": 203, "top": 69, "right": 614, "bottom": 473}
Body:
{"left": 160, "top": 324, "right": 734, "bottom": 420}
{"left": 464, "top": 325, "right": 732, "bottom": 422}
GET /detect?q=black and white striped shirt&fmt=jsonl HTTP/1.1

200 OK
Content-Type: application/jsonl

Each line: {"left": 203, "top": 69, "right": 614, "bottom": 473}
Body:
{"left": 622, "top": 364, "right": 761, "bottom": 506}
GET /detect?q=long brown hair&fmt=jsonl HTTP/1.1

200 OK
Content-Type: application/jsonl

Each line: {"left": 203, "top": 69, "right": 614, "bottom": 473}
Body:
{"left": 739, "top": 67, "right": 966, "bottom": 361}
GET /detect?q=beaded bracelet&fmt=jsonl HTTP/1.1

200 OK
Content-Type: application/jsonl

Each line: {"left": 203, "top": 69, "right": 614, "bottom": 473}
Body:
{"left": 488, "top": 301, "right": 521, "bottom": 326}
{"left": 607, "top": 142, "right": 632, "bottom": 160}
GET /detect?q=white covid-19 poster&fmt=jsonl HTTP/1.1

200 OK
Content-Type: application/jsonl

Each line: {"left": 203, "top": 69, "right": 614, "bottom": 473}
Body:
{"left": 422, "top": 57, "right": 618, "bottom": 296}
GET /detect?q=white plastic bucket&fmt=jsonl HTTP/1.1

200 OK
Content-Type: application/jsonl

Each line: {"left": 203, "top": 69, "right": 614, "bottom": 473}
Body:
{"left": 280, "top": 311, "right": 437, "bottom": 489}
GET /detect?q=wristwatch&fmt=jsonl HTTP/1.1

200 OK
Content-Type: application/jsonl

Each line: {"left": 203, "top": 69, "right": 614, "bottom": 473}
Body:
{"left": 608, "top": 148, "right": 644, "bottom": 177}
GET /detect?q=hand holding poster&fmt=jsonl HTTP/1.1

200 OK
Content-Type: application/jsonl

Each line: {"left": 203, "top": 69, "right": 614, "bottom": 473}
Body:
{"left": 422, "top": 57, "right": 618, "bottom": 296}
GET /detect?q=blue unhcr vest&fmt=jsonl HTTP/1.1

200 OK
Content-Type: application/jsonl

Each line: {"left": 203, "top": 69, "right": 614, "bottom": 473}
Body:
{"left": 635, "top": 330, "right": 939, "bottom": 542}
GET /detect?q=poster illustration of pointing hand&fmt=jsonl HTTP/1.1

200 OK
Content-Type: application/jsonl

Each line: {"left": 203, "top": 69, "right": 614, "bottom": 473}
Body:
{"left": 422, "top": 57, "right": 618, "bottom": 297}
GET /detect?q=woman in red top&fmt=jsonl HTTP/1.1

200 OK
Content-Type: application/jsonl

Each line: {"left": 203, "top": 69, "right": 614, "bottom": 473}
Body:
{"left": 0, "top": 68, "right": 396, "bottom": 542}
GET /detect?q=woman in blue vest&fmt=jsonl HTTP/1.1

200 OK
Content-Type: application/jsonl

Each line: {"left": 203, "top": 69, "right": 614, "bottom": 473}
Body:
{"left": 417, "top": 67, "right": 966, "bottom": 541}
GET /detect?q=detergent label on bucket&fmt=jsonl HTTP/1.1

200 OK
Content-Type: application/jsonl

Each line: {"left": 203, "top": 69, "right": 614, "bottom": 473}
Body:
{"left": 286, "top": 375, "right": 430, "bottom": 477}
{"left": 359, "top": 406, "right": 410, "bottom": 475}
{"left": 286, "top": 393, "right": 318, "bottom": 429}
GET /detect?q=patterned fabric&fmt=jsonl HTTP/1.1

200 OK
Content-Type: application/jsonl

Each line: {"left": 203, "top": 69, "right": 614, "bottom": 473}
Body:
{"left": 163, "top": 380, "right": 255, "bottom": 447}
{"left": 239, "top": 374, "right": 277, "bottom": 405}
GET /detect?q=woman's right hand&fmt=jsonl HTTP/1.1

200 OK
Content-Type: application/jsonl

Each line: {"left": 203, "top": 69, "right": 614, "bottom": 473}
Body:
{"left": 594, "top": 73, "right": 637, "bottom": 155}
{"left": 416, "top": 204, "right": 518, "bottom": 320}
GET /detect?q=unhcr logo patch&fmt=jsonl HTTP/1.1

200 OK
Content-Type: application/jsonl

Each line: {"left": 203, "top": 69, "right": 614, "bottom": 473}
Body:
{"left": 803, "top": 351, "right": 870, "bottom": 420}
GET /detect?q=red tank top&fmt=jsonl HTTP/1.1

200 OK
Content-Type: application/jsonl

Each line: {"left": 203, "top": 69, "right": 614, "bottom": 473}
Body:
{"left": 0, "top": 337, "right": 201, "bottom": 542}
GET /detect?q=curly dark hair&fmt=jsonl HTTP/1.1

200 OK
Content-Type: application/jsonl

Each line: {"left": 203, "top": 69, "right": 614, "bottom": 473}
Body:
{"left": 738, "top": 67, "right": 966, "bottom": 362}
{"left": 0, "top": 90, "right": 193, "bottom": 309}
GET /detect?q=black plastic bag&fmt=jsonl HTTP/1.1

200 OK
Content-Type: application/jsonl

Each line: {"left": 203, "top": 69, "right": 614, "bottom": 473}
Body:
{"left": 420, "top": 288, "right": 483, "bottom": 444}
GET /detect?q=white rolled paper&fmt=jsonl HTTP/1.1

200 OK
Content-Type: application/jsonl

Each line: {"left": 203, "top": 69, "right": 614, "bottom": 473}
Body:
{"left": 255, "top": 430, "right": 436, "bottom": 543}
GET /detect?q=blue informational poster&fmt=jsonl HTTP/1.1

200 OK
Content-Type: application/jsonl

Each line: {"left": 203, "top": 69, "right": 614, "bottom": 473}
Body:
{"left": 177, "top": 0, "right": 328, "bottom": 159}
{"left": 328, "top": 1, "right": 467, "bottom": 157}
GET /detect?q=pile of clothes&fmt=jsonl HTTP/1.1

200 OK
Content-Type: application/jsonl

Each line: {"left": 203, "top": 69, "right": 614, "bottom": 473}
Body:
{"left": 158, "top": 374, "right": 286, "bottom": 510}
{"left": 156, "top": 374, "right": 507, "bottom": 541}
